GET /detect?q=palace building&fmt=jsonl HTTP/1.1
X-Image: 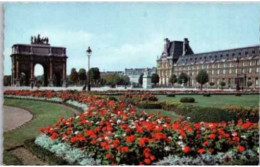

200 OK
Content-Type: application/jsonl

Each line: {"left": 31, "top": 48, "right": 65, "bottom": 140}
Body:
{"left": 157, "top": 38, "right": 260, "bottom": 88}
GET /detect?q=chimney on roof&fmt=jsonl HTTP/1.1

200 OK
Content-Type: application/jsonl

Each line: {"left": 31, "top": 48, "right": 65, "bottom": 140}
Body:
{"left": 183, "top": 38, "right": 193, "bottom": 55}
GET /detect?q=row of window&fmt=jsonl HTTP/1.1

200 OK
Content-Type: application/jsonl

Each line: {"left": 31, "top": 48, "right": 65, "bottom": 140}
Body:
{"left": 183, "top": 50, "right": 258, "bottom": 62}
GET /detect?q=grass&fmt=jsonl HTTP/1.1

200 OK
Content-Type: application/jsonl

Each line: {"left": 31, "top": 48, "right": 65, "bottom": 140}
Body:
{"left": 156, "top": 94, "right": 259, "bottom": 107}
{"left": 4, "top": 98, "right": 75, "bottom": 150}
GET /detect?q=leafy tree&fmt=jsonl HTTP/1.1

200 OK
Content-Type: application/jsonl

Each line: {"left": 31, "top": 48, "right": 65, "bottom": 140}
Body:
{"left": 78, "top": 68, "right": 87, "bottom": 85}
{"left": 138, "top": 73, "right": 144, "bottom": 85}
{"left": 69, "top": 68, "right": 78, "bottom": 85}
{"left": 247, "top": 81, "right": 253, "bottom": 88}
{"left": 151, "top": 73, "right": 160, "bottom": 86}
{"left": 4, "top": 75, "right": 11, "bottom": 86}
{"left": 102, "top": 73, "right": 121, "bottom": 87}
{"left": 219, "top": 81, "right": 226, "bottom": 89}
{"left": 209, "top": 82, "right": 215, "bottom": 86}
{"left": 88, "top": 67, "right": 100, "bottom": 86}
{"left": 177, "top": 72, "right": 189, "bottom": 85}
{"left": 120, "top": 75, "right": 130, "bottom": 86}
{"left": 169, "top": 74, "right": 177, "bottom": 86}
{"left": 196, "top": 70, "right": 209, "bottom": 90}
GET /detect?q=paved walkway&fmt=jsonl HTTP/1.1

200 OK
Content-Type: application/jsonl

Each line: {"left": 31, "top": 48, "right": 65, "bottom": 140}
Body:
{"left": 4, "top": 105, "right": 33, "bottom": 132}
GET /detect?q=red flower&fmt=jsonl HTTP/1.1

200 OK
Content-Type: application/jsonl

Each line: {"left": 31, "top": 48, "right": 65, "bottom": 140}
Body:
{"left": 242, "top": 122, "right": 252, "bottom": 129}
{"left": 208, "top": 134, "right": 216, "bottom": 140}
{"left": 50, "top": 132, "right": 59, "bottom": 139}
{"left": 144, "top": 158, "right": 151, "bottom": 164}
{"left": 106, "top": 153, "right": 114, "bottom": 159}
{"left": 237, "top": 145, "right": 245, "bottom": 152}
{"left": 183, "top": 146, "right": 191, "bottom": 154}
{"left": 150, "top": 155, "right": 156, "bottom": 161}
{"left": 121, "top": 146, "right": 129, "bottom": 153}
{"left": 139, "top": 137, "right": 150, "bottom": 147}
{"left": 126, "top": 135, "right": 136, "bottom": 142}
{"left": 233, "top": 136, "right": 240, "bottom": 142}
{"left": 202, "top": 141, "right": 209, "bottom": 146}
{"left": 197, "top": 148, "right": 205, "bottom": 154}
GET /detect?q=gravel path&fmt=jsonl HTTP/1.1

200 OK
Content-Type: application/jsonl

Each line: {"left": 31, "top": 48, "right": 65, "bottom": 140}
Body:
{"left": 4, "top": 105, "right": 33, "bottom": 132}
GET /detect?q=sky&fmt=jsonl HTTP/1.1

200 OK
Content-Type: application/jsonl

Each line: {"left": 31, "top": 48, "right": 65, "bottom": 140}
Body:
{"left": 4, "top": 2, "right": 260, "bottom": 75}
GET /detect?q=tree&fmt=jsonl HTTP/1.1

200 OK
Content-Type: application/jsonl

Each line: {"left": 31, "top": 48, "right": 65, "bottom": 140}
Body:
{"left": 102, "top": 73, "right": 121, "bottom": 87}
{"left": 169, "top": 74, "right": 177, "bottom": 86}
{"left": 219, "top": 81, "right": 226, "bottom": 89}
{"left": 78, "top": 68, "right": 87, "bottom": 85}
{"left": 88, "top": 67, "right": 100, "bottom": 86}
{"left": 4, "top": 75, "right": 11, "bottom": 86}
{"left": 120, "top": 75, "right": 130, "bottom": 86}
{"left": 247, "top": 81, "right": 253, "bottom": 88}
{"left": 151, "top": 73, "right": 160, "bottom": 86}
{"left": 138, "top": 73, "right": 144, "bottom": 85}
{"left": 69, "top": 68, "right": 78, "bottom": 85}
{"left": 196, "top": 70, "right": 209, "bottom": 90}
{"left": 209, "top": 82, "right": 215, "bottom": 87}
{"left": 177, "top": 73, "right": 189, "bottom": 85}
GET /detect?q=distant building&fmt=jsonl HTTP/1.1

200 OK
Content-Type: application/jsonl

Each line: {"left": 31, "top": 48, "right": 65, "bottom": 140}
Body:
{"left": 100, "top": 71, "right": 124, "bottom": 76}
{"left": 157, "top": 38, "right": 260, "bottom": 88}
{"left": 125, "top": 67, "right": 156, "bottom": 85}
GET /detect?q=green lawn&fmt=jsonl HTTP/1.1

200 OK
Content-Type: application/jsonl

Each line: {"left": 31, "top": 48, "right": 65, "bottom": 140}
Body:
{"left": 156, "top": 94, "right": 259, "bottom": 107}
{"left": 4, "top": 98, "right": 75, "bottom": 150}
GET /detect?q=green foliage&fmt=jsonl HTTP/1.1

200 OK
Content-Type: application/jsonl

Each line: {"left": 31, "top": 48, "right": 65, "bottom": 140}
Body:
{"left": 196, "top": 70, "right": 209, "bottom": 90}
{"left": 222, "top": 105, "right": 259, "bottom": 122}
{"left": 102, "top": 73, "right": 128, "bottom": 87}
{"left": 169, "top": 74, "right": 177, "bottom": 86}
{"left": 177, "top": 72, "right": 189, "bottom": 84}
{"left": 219, "top": 81, "right": 226, "bottom": 89}
{"left": 185, "top": 107, "right": 236, "bottom": 122}
{"left": 137, "top": 101, "right": 162, "bottom": 109}
{"left": 209, "top": 82, "right": 215, "bottom": 86}
{"left": 69, "top": 68, "right": 78, "bottom": 85}
{"left": 4, "top": 75, "right": 11, "bottom": 86}
{"left": 161, "top": 101, "right": 180, "bottom": 111}
{"left": 138, "top": 73, "right": 144, "bottom": 85}
{"left": 203, "top": 93, "right": 211, "bottom": 97}
{"left": 3, "top": 151, "right": 23, "bottom": 165}
{"left": 78, "top": 68, "right": 87, "bottom": 85}
{"left": 180, "top": 97, "right": 195, "bottom": 103}
{"left": 151, "top": 73, "right": 160, "bottom": 85}
{"left": 25, "top": 138, "right": 67, "bottom": 165}
{"left": 174, "top": 104, "right": 200, "bottom": 116}
{"left": 88, "top": 67, "right": 100, "bottom": 85}
{"left": 247, "top": 81, "right": 253, "bottom": 87}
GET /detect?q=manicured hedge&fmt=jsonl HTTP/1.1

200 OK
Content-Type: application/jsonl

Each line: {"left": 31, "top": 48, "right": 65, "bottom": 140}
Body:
{"left": 223, "top": 105, "right": 259, "bottom": 123}
{"left": 185, "top": 107, "right": 236, "bottom": 123}
{"left": 3, "top": 151, "right": 23, "bottom": 165}
{"left": 180, "top": 97, "right": 195, "bottom": 103}
{"left": 161, "top": 101, "right": 180, "bottom": 111}
{"left": 137, "top": 101, "right": 162, "bottom": 109}
{"left": 203, "top": 93, "right": 211, "bottom": 97}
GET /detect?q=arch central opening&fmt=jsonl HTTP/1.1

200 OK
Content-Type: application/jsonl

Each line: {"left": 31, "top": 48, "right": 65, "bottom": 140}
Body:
{"left": 34, "top": 64, "right": 47, "bottom": 87}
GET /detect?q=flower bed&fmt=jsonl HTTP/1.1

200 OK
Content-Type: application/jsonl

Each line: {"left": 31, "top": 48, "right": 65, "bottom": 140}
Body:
{"left": 4, "top": 90, "right": 259, "bottom": 165}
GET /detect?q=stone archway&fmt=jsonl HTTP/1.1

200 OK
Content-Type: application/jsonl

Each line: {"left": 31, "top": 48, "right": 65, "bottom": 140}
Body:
{"left": 10, "top": 35, "right": 67, "bottom": 87}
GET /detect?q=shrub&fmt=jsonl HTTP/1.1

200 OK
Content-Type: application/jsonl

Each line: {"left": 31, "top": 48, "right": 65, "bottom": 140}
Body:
{"left": 180, "top": 97, "right": 195, "bottom": 103}
{"left": 203, "top": 93, "right": 211, "bottom": 97}
{"left": 174, "top": 104, "right": 200, "bottom": 116}
{"left": 166, "top": 94, "right": 175, "bottom": 97}
{"left": 137, "top": 101, "right": 162, "bottom": 109}
{"left": 235, "top": 93, "right": 242, "bottom": 96}
{"left": 3, "top": 151, "right": 23, "bottom": 165}
{"left": 161, "top": 101, "right": 180, "bottom": 111}
{"left": 222, "top": 105, "right": 259, "bottom": 122}
{"left": 185, "top": 107, "right": 236, "bottom": 123}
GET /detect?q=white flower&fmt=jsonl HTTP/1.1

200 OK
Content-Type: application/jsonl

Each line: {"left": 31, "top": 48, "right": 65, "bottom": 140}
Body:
{"left": 168, "top": 136, "right": 172, "bottom": 140}
{"left": 200, "top": 127, "right": 205, "bottom": 131}
{"left": 75, "top": 116, "right": 79, "bottom": 119}
{"left": 105, "top": 136, "right": 109, "bottom": 140}
{"left": 178, "top": 136, "right": 183, "bottom": 140}
{"left": 117, "top": 120, "right": 122, "bottom": 124}
{"left": 97, "top": 138, "right": 102, "bottom": 142}
{"left": 157, "top": 119, "right": 162, "bottom": 124}
{"left": 123, "top": 133, "right": 126, "bottom": 136}
{"left": 177, "top": 141, "right": 183, "bottom": 146}
{"left": 187, "top": 117, "right": 191, "bottom": 121}
{"left": 140, "top": 118, "right": 144, "bottom": 121}
{"left": 164, "top": 146, "right": 170, "bottom": 152}
{"left": 95, "top": 121, "right": 99, "bottom": 125}
{"left": 241, "top": 135, "right": 246, "bottom": 139}
{"left": 75, "top": 131, "right": 79, "bottom": 135}
{"left": 163, "top": 124, "right": 167, "bottom": 127}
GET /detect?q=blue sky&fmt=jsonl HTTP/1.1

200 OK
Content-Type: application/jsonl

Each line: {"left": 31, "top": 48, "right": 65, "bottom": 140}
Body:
{"left": 4, "top": 2, "right": 260, "bottom": 75}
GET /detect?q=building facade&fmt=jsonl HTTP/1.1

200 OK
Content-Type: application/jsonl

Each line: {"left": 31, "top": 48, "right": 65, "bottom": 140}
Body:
{"left": 157, "top": 38, "right": 260, "bottom": 88}
{"left": 125, "top": 67, "right": 156, "bottom": 85}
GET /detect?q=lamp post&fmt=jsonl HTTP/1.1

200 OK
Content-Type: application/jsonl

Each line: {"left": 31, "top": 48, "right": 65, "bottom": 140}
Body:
{"left": 86, "top": 46, "right": 92, "bottom": 91}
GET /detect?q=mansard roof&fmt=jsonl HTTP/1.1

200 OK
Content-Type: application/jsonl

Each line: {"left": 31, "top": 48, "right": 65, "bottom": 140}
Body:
{"left": 175, "top": 45, "right": 260, "bottom": 65}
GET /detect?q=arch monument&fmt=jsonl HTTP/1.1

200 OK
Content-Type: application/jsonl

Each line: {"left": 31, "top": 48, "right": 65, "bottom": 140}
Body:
{"left": 10, "top": 34, "right": 67, "bottom": 87}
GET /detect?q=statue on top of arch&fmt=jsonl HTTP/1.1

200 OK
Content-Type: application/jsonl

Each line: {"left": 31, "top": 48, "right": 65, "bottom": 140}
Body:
{"left": 31, "top": 34, "right": 49, "bottom": 45}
